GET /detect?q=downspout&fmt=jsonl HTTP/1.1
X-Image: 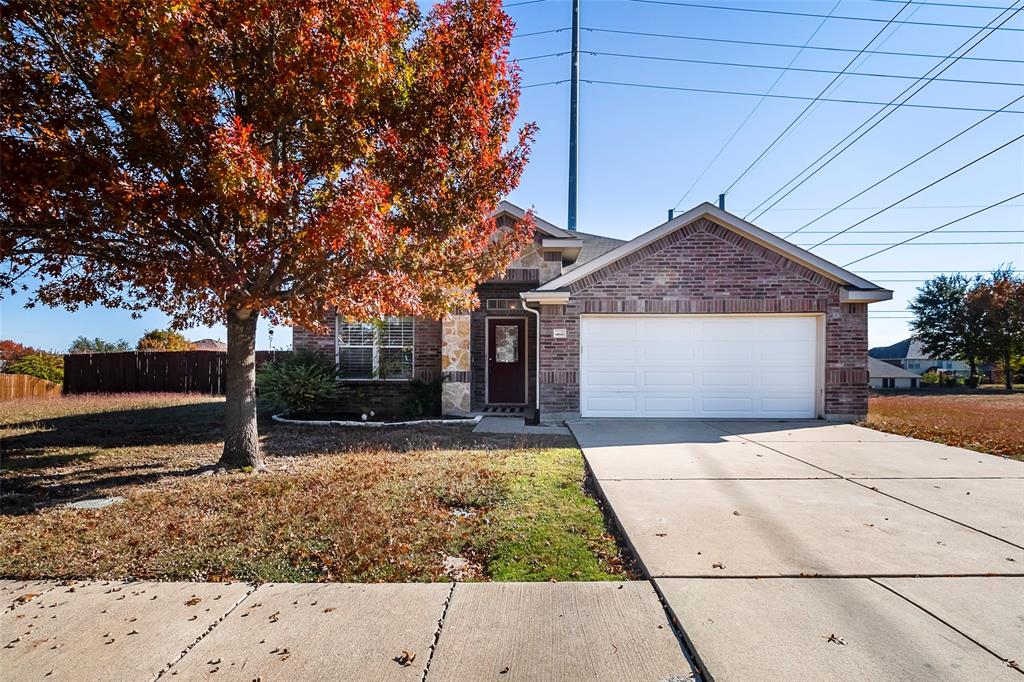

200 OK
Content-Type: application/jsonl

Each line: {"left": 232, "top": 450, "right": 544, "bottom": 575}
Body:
{"left": 521, "top": 300, "right": 541, "bottom": 422}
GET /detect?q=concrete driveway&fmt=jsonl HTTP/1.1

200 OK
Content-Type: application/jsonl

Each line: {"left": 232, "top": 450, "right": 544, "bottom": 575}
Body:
{"left": 570, "top": 419, "right": 1024, "bottom": 681}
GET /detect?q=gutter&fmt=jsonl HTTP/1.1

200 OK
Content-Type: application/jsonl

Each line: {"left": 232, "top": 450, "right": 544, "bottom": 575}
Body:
{"left": 521, "top": 300, "right": 541, "bottom": 420}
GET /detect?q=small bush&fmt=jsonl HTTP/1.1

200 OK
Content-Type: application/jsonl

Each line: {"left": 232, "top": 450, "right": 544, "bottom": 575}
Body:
{"left": 921, "top": 370, "right": 940, "bottom": 385}
{"left": 5, "top": 353, "right": 64, "bottom": 383}
{"left": 403, "top": 376, "right": 445, "bottom": 418}
{"left": 257, "top": 353, "right": 336, "bottom": 415}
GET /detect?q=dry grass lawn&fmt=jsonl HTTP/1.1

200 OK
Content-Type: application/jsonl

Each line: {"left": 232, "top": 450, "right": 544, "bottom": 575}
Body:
{"left": 864, "top": 392, "right": 1024, "bottom": 460}
{"left": 0, "top": 394, "right": 630, "bottom": 583}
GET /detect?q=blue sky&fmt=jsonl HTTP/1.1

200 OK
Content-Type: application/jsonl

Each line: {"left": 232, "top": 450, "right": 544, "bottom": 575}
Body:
{"left": 3, "top": 0, "right": 1022, "bottom": 351}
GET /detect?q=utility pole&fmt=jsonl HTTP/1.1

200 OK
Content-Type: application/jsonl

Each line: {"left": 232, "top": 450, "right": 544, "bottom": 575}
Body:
{"left": 567, "top": 0, "right": 580, "bottom": 231}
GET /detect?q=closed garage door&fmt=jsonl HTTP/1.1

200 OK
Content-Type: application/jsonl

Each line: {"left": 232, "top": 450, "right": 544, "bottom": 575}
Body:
{"left": 580, "top": 315, "right": 819, "bottom": 418}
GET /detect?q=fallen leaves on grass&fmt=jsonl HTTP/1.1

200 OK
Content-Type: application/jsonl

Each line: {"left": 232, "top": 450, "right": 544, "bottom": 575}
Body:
{"left": 0, "top": 395, "right": 629, "bottom": 584}
{"left": 864, "top": 393, "right": 1024, "bottom": 460}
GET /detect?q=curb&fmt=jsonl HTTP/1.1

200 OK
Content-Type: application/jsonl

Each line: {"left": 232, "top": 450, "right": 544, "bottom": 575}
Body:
{"left": 271, "top": 413, "right": 482, "bottom": 428}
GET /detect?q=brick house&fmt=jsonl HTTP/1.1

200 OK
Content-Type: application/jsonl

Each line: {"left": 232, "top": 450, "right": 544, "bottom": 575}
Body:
{"left": 293, "top": 201, "right": 892, "bottom": 421}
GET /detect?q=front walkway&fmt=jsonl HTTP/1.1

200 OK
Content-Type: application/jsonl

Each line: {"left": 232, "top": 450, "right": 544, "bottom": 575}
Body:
{"left": 1, "top": 580, "right": 695, "bottom": 681}
{"left": 570, "top": 419, "right": 1024, "bottom": 680}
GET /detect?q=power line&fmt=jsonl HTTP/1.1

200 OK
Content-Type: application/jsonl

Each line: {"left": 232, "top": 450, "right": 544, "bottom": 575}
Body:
{"left": 801, "top": 241, "right": 1024, "bottom": 245}
{"left": 784, "top": 92, "right": 1024, "bottom": 239}
{"left": 580, "top": 79, "right": 1024, "bottom": 113}
{"left": 521, "top": 80, "right": 568, "bottom": 89}
{"left": 580, "top": 27, "right": 1024, "bottom": 64}
{"left": 584, "top": 50, "right": 1024, "bottom": 87}
{"left": 865, "top": 0, "right": 1014, "bottom": 10}
{"left": 741, "top": 203, "right": 1024, "bottom": 211}
{"left": 745, "top": 2, "right": 1023, "bottom": 221}
{"left": 809, "top": 133, "right": 1024, "bottom": 249}
{"left": 721, "top": 0, "right": 915, "bottom": 198}
{"left": 627, "top": 0, "right": 1024, "bottom": 31}
{"left": 504, "top": 0, "right": 548, "bottom": 6}
{"left": 512, "top": 27, "right": 568, "bottom": 38}
{"left": 843, "top": 193, "right": 1024, "bottom": 266}
{"left": 670, "top": 0, "right": 841, "bottom": 211}
{"left": 515, "top": 51, "right": 568, "bottom": 62}
{"left": 786, "top": 229, "right": 1022, "bottom": 233}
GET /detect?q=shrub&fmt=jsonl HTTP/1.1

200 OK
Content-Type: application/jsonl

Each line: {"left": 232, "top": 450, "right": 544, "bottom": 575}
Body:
{"left": 137, "top": 329, "right": 193, "bottom": 351}
{"left": 403, "top": 376, "right": 445, "bottom": 418}
{"left": 256, "top": 353, "right": 336, "bottom": 415}
{"left": 5, "top": 353, "right": 64, "bottom": 383}
{"left": 921, "top": 370, "right": 940, "bottom": 385}
{"left": 68, "top": 336, "right": 132, "bottom": 353}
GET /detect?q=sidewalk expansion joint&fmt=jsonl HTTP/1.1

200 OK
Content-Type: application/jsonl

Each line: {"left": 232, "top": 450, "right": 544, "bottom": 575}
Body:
{"left": 648, "top": 579, "right": 706, "bottom": 682}
{"left": 152, "top": 583, "right": 261, "bottom": 681}
{"left": 868, "top": 578, "right": 1020, "bottom": 668}
{"left": 420, "top": 581, "right": 456, "bottom": 682}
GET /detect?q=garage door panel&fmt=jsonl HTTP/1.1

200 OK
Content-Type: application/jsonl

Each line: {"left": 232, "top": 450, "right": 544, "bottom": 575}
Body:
{"left": 580, "top": 316, "right": 818, "bottom": 419}
{"left": 701, "top": 396, "right": 755, "bottom": 415}
{"left": 701, "top": 343, "right": 754, "bottom": 364}
{"left": 590, "top": 318, "right": 639, "bottom": 342}
{"left": 700, "top": 371, "right": 754, "bottom": 388}
{"left": 584, "top": 345, "right": 636, "bottom": 363}
{"left": 759, "top": 370, "right": 815, "bottom": 389}
{"left": 641, "top": 319, "right": 697, "bottom": 341}
{"left": 762, "top": 341, "right": 816, "bottom": 363}
{"left": 587, "top": 370, "right": 638, "bottom": 388}
{"left": 642, "top": 371, "right": 695, "bottom": 387}
{"left": 761, "top": 397, "right": 815, "bottom": 415}
{"left": 640, "top": 345, "right": 696, "bottom": 363}
{"left": 641, "top": 396, "right": 696, "bottom": 416}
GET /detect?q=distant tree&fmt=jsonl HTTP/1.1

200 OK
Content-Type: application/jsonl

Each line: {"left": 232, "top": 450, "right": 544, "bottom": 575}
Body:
{"left": 68, "top": 336, "right": 132, "bottom": 353}
{"left": 137, "top": 329, "right": 193, "bottom": 351}
{"left": 909, "top": 274, "right": 987, "bottom": 383}
{"left": 2, "top": 1, "right": 533, "bottom": 469}
{"left": 5, "top": 352, "right": 63, "bottom": 383}
{"left": 970, "top": 268, "right": 1024, "bottom": 389}
{"left": 0, "top": 339, "right": 37, "bottom": 368}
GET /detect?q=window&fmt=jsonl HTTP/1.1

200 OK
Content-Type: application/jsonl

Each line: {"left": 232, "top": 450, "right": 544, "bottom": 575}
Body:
{"left": 336, "top": 317, "right": 414, "bottom": 380}
{"left": 882, "top": 378, "right": 895, "bottom": 389}
{"left": 495, "top": 324, "right": 519, "bottom": 363}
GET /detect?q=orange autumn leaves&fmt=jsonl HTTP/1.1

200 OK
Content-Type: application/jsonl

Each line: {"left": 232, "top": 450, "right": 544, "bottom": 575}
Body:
{"left": 2, "top": 0, "right": 535, "bottom": 330}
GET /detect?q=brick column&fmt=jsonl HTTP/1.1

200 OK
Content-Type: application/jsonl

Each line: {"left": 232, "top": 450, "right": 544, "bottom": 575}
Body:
{"left": 441, "top": 314, "right": 471, "bottom": 415}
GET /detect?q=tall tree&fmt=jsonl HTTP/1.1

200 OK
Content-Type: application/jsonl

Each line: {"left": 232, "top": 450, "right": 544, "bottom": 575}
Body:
{"left": 2, "top": 1, "right": 534, "bottom": 467}
{"left": 908, "top": 274, "right": 986, "bottom": 383}
{"left": 68, "top": 336, "right": 132, "bottom": 353}
{"left": 970, "top": 268, "right": 1024, "bottom": 389}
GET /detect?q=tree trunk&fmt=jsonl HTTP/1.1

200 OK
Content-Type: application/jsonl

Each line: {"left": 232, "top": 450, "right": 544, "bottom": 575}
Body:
{"left": 219, "top": 308, "right": 263, "bottom": 469}
{"left": 1005, "top": 351, "right": 1013, "bottom": 390}
{"left": 968, "top": 356, "right": 978, "bottom": 386}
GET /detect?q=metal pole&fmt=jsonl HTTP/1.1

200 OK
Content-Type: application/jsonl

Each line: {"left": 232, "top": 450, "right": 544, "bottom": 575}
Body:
{"left": 718, "top": 193, "right": 726, "bottom": 210}
{"left": 567, "top": 0, "right": 580, "bottom": 231}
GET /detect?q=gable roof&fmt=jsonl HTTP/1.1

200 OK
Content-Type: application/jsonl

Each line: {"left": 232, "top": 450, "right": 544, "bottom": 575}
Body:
{"left": 492, "top": 200, "right": 579, "bottom": 240}
{"left": 564, "top": 231, "right": 626, "bottom": 271}
{"left": 868, "top": 338, "right": 912, "bottom": 360}
{"left": 535, "top": 202, "right": 892, "bottom": 303}
{"left": 868, "top": 356, "right": 920, "bottom": 379}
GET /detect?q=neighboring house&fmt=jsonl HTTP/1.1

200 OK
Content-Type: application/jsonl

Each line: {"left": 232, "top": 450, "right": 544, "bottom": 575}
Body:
{"left": 294, "top": 201, "right": 892, "bottom": 421}
{"left": 191, "top": 338, "right": 228, "bottom": 352}
{"left": 868, "top": 357, "right": 920, "bottom": 390}
{"left": 868, "top": 338, "right": 970, "bottom": 376}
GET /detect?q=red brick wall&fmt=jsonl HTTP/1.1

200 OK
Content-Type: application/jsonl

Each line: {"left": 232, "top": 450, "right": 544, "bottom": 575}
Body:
{"left": 538, "top": 218, "right": 869, "bottom": 419}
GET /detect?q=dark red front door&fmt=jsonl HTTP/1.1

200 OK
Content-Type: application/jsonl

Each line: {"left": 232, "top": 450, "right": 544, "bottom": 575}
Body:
{"left": 487, "top": 318, "right": 526, "bottom": 404}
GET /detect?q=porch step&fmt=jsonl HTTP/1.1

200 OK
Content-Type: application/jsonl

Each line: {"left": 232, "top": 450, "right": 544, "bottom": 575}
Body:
{"left": 482, "top": 405, "right": 525, "bottom": 415}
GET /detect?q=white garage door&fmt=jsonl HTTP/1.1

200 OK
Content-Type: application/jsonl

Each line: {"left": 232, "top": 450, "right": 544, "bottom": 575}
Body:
{"left": 580, "top": 315, "right": 818, "bottom": 418}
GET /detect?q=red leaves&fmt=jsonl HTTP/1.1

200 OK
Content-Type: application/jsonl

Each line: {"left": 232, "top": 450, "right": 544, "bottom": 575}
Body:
{"left": 2, "top": 0, "right": 532, "bottom": 331}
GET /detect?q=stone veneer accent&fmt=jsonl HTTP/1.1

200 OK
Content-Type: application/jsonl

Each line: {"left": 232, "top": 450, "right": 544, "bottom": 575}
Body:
{"left": 537, "top": 217, "right": 869, "bottom": 420}
{"left": 441, "top": 314, "right": 471, "bottom": 416}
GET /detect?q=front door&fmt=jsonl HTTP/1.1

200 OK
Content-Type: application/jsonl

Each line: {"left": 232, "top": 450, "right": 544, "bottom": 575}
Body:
{"left": 487, "top": 318, "right": 526, "bottom": 404}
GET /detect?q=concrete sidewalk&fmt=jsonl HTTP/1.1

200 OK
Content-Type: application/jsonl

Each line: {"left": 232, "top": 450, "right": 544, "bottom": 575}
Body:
{"left": 570, "top": 419, "right": 1024, "bottom": 681}
{"left": 1, "top": 579, "right": 695, "bottom": 681}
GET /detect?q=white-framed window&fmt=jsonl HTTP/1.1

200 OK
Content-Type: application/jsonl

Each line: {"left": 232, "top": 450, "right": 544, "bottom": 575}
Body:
{"left": 335, "top": 317, "right": 414, "bottom": 380}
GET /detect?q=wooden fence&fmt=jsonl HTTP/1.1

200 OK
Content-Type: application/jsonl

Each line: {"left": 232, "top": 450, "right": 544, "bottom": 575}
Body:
{"left": 63, "top": 350, "right": 290, "bottom": 395}
{"left": 0, "top": 374, "right": 62, "bottom": 401}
